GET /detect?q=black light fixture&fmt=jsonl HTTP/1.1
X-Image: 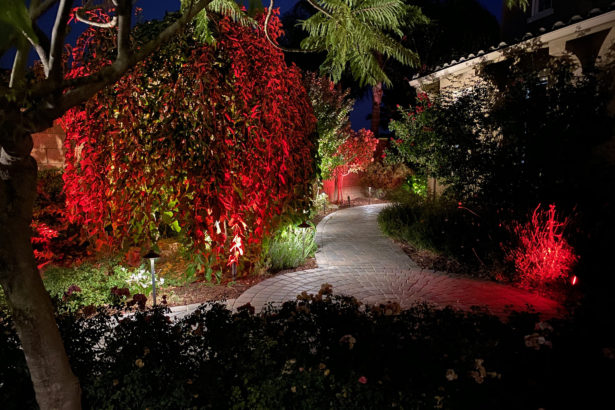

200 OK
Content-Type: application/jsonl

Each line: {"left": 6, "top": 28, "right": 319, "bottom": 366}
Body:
{"left": 143, "top": 249, "right": 160, "bottom": 306}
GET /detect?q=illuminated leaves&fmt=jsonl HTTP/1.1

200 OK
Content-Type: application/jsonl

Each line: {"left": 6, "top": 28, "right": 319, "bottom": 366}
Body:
{"left": 62, "top": 13, "right": 317, "bottom": 271}
{"left": 505, "top": 204, "right": 578, "bottom": 286}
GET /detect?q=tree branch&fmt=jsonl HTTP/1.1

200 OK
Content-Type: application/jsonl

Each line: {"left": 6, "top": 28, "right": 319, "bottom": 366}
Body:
{"left": 9, "top": 1, "right": 52, "bottom": 87}
{"left": 48, "top": 0, "right": 73, "bottom": 82}
{"left": 75, "top": 0, "right": 118, "bottom": 28}
{"left": 54, "top": 0, "right": 212, "bottom": 116}
{"left": 116, "top": 0, "right": 132, "bottom": 63}
{"left": 30, "top": 23, "right": 51, "bottom": 75}
{"left": 9, "top": 49, "right": 28, "bottom": 88}
{"left": 305, "top": 0, "right": 333, "bottom": 19}
{"left": 264, "top": 0, "right": 320, "bottom": 54}
{"left": 32, "top": 0, "right": 59, "bottom": 20}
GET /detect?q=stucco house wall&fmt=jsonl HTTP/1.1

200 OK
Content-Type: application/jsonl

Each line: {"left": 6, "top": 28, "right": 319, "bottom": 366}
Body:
{"left": 31, "top": 120, "right": 66, "bottom": 169}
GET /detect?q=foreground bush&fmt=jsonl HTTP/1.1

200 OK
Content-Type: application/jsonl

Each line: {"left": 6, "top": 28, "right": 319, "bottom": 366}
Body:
{"left": 1, "top": 289, "right": 613, "bottom": 409}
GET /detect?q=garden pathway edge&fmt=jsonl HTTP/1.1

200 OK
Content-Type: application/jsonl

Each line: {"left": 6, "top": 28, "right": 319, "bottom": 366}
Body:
{"left": 228, "top": 204, "right": 562, "bottom": 319}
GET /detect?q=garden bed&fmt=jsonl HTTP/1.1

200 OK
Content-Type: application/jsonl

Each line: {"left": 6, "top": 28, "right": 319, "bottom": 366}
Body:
{"left": 162, "top": 257, "right": 317, "bottom": 307}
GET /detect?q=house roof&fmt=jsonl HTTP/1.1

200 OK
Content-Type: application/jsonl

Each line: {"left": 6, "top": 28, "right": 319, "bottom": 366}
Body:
{"left": 410, "top": 4, "right": 615, "bottom": 88}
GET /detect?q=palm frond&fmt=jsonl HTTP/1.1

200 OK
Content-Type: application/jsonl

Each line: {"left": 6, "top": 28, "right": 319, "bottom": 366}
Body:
{"left": 299, "top": 0, "right": 426, "bottom": 86}
{"left": 186, "top": 0, "right": 256, "bottom": 45}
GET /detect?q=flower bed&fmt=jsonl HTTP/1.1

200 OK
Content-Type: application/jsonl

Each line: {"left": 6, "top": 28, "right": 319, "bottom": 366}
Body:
{"left": 1, "top": 287, "right": 612, "bottom": 409}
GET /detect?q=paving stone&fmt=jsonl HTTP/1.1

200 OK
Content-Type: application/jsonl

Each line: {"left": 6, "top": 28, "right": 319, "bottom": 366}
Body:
{"left": 224, "top": 204, "right": 563, "bottom": 319}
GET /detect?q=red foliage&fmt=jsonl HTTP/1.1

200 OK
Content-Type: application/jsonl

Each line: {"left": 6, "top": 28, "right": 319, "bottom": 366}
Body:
{"left": 331, "top": 129, "right": 377, "bottom": 202}
{"left": 506, "top": 204, "right": 578, "bottom": 286}
{"left": 31, "top": 172, "right": 90, "bottom": 270}
{"left": 61, "top": 12, "right": 316, "bottom": 272}
{"left": 333, "top": 129, "right": 377, "bottom": 177}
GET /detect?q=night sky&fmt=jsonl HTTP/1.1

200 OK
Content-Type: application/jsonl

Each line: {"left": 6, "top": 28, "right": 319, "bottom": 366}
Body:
{"left": 1, "top": 0, "right": 504, "bottom": 129}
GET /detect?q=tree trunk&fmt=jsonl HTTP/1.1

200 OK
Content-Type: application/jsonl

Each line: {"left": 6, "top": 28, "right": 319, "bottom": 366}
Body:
{"left": 0, "top": 128, "right": 81, "bottom": 409}
{"left": 371, "top": 82, "right": 383, "bottom": 136}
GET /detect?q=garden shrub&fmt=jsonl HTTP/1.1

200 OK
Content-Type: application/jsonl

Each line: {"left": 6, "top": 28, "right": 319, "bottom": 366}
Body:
{"left": 360, "top": 161, "right": 411, "bottom": 195}
{"left": 41, "top": 261, "right": 154, "bottom": 312}
{"left": 384, "top": 44, "right": 614, "bottom": 286}
{"left": 1, "top": 291, "right": 613, "bottom": 409}
{"left": 61, "top": 12, "right": 317, "bottom": 274}
{"left": 303, "top": 72, "right": 355, "bottom": 181}
{"left": 504, "top": 204, "right": 578, "bottom": 287}
{"left": 378, "top": 196, "right": 511, "bottom": 276}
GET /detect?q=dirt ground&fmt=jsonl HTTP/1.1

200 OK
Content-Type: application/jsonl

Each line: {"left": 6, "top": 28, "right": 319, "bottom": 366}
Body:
{"left": 162, "top": 258, "right": 317, "bottom": 307}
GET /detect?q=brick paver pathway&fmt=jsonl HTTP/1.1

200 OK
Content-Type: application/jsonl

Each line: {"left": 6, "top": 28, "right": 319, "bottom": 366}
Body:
{"left": 230, "top": 204, "right": 562, "bottom": 319}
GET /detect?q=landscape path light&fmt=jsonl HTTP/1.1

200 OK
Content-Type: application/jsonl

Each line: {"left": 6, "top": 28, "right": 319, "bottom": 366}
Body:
{"left": 298, "top": 221, "right": 312, "bottom": 259}
{"left": 143, "top": 249, "right": 160, "bottom": 306}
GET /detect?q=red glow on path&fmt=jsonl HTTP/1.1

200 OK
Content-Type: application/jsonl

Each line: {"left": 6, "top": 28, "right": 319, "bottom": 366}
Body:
{"left": 571, "top": 275, "right": 578, "bottom": 286}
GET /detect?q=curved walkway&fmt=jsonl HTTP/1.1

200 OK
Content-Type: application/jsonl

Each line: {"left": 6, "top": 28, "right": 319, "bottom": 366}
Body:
{"left": 230, "top": 204, "right": 562, "bottom": 319}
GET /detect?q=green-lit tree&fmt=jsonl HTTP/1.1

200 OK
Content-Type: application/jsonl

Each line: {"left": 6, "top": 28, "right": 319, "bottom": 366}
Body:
{"left": 302, "top": 72, "right": 355, "bottom": 181}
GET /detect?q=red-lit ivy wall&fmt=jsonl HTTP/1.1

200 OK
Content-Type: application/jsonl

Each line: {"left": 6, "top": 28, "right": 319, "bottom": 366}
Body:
{"left": 60, "top": 12, "right": 317, "bottom": 270}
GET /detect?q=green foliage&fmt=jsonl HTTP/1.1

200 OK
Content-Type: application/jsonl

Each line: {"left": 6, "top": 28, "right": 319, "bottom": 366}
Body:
{"left": 387, "top": 48, "right": 614, "bottom": 212}
{"left": 1, "top": 293, "right": 611, "bottom": 408}
{"left": 299, "top": 0, "right": 426, "bottom": 86}
{"left": 504, "top": 0, "right": 529, "bottom": 11}
{"left": 303, "top": 72, "right": 355, "bottom": 180}
{"left": 311, "top": 192, "right": 330, "bottom": 215}
{"left": 378, "top": 196, "right": 509, "bottom": 274}
{"left": 0, "top": 0, "right": 38, "bottom": 53}
{"left": 408, "top": 173, "right": 427, "bottom": 197}
{"left": 266, "top": 224, "right": 317, "bottom": 271}
{"left": 183, "top": 0, "right": 256, "bottom": 44}
{"left": 386, "top": 93, "right": 440, "bottom": 176}
{"left": 39, "top": 261, "right": 159, "bottom": 312}
{"left": 360, "top": 161, "right": 411, "bottom": 193}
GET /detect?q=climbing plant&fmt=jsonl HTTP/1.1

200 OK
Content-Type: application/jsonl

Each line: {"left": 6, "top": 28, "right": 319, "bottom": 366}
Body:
{"left": 62, "top": 12, "right": 317, "bottom": 272}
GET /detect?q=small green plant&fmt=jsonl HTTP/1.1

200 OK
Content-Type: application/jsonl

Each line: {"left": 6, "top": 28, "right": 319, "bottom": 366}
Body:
{"left": 184, "top": 251, "right": 222, "bottom": 283}
{"left": 266, "top": 224, "right": 317, "bottom": 271}
{"left": 120, "top": 265, "right": 165, "bottom": 297}
{"left": 312, "top": 192, "right": 329, "bottom": 215}
{"left": 18, "top": 260, "right": 166, "bottom": 312}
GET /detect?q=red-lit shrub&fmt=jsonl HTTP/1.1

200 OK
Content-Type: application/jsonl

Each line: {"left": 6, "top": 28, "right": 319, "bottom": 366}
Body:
{"left": 61, "top": 12, "right": 316, "bottom": 272}
{"left": 331, "top": 129, "right": 377, "bottom": 202}
{"left": 506, "top": 204, "right": 578, "bottom": 286}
